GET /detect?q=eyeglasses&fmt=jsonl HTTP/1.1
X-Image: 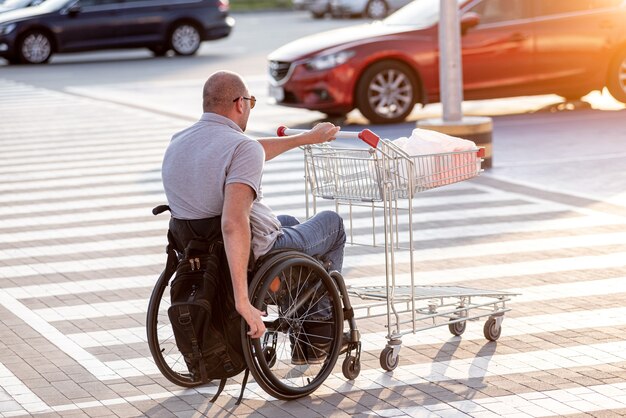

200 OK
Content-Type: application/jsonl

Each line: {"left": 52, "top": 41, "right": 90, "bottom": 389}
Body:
{"left": 233, "top": 95, "right": 256, "bottom": 109}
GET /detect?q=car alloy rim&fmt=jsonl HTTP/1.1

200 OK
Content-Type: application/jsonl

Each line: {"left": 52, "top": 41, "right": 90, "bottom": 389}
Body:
{"left": 619, "top": 55, "right": 626, "bottom": 94}
{"left": 22, "top": 34, "right": 50, "bottom": 63}
{"left": 172, "top": 25, "right": 200, "bottom": 54}
{"left": 368, "top": 69, "right": 413, "bottom": 119}
{"left": 368, "top": 0, "right": 386, "bottom": 19}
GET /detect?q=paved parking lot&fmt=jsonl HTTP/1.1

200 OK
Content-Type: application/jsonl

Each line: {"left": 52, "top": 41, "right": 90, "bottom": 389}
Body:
{"left": 1, "top": 78, "right": 626, "bottom": 417}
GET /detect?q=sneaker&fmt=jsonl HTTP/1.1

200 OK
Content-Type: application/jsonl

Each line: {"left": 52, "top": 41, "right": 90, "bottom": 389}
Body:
{"left": 291, "top": 339, "right": 308, "bottom": 365}
{"left": 291, "top": 341, "right": 329, "bottom": 365}
{"left": 306, "top": 342, "right": 330, "bottom": 364}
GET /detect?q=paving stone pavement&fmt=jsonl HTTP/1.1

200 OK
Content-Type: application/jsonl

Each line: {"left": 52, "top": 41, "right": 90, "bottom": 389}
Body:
{"left": 1, "top": 78, "right": 626, "bottom": 417}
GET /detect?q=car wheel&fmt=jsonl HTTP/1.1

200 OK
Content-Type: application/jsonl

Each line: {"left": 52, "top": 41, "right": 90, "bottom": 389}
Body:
{"left": 607, "top": 47, "right": 626, "bottom": 104}
{"left": 356, "top": 61, "right": 417, "bottom": 124}
{"left": 170, "top": 23, "right": 201, "bottom": 56}
{"left": 18, "top": 30, "right": 52, "bottom": 64}
{"left": 365, "top": 0, "right": 388, "bottom": 19}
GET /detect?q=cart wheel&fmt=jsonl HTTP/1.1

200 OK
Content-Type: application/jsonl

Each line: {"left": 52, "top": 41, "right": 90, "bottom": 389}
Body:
{"left": 483, "top": 317, "right": 502, "bottom": 341}
{"left": 342, "top": 355, "right": 361, "bottom": 380}
{"left": 263, "top": 346, "right": 277, "bottom": 369}
{"left": 448, "top": 319, "right": 466, "bottom": 336}
{"left": 379, "top": 347, "right": 399, "bottom": 371}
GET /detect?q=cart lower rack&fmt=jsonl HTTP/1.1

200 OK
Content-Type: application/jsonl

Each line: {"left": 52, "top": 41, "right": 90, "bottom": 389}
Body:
{"left": 281, "top": 126, "right": 518, "bottom": 371}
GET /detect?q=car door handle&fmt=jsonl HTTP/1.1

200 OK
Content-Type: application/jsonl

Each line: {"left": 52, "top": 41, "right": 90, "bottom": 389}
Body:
{"left": 599, "top": 20, "right": 614, "bottom": 29}
{"left": 508, "top": 33, "right": 527, "bottom": 42}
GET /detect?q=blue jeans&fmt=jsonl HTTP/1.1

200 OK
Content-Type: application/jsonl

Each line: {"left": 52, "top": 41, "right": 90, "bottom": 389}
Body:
{"left": 272, "top": 210, "right": 346, "bottom": 272}
{"left": 272, "top": 211, "right": 346, "bottom": 320}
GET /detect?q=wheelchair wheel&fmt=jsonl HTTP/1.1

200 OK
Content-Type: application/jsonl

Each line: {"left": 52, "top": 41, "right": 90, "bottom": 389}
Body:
{"left": 146, "top": 269, "right": 202, "bottom": 387}
{"left": 243, "top": 254, "right": 344, "bottom": 400}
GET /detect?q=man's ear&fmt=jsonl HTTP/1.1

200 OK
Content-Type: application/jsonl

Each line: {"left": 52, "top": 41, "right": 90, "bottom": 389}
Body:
{"left": 234, "top": 97, "right": 244, "bottom": 114}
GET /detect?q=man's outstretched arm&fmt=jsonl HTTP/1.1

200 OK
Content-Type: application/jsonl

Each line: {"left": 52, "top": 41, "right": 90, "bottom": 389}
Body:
{"left": 257, "top": 122, "right": 340, "bottom": 161}
{"left": 221, "top": 182, "right": 266, "bottom": 339}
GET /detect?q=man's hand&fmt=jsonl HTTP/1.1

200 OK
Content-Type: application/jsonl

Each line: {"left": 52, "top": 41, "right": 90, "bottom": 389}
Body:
{"left": 258, "top": 122, "right": 341, "bottom": 160}
{"left": 305, "top": 122, "right": 340, "bottom": 144}
{"left": 236, "top": 299, "right": 267, "bottom": 339}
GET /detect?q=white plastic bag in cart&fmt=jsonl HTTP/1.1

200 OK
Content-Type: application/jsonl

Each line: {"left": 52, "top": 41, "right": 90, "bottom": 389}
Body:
{"left": 392, "top": 128, "right": 478, "bottom": 192}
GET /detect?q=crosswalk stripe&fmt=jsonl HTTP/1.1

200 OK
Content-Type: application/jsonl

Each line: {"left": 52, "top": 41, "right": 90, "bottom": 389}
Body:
{"left": 344, "top": 252, "right": 626, "bottom": 287}
{"left": 0, "top": 212, "right": 616, "bottom": 246}
{"left": 0, "top": 198, "right": 570, "bottom": 230}
{"left": 65, "top": 305, "right": 626, "bottom": 350}
{"left": 2, "top": 231, "right": 626, "bottom": 270}
{"left": 373, "top": 383, "right": 626, "bottom": 417}
{"left": 105, "top": 338, "right": 626, "bottom": 381}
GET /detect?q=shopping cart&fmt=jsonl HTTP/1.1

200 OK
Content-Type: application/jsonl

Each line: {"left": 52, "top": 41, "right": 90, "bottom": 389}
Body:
{"left": 279, "top": 126, "right": 517, "bottom": 371}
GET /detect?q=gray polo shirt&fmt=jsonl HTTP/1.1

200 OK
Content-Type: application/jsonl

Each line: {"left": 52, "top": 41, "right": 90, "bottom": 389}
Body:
{"left": 162, "top": 113, "right": 282, "bottom": 258}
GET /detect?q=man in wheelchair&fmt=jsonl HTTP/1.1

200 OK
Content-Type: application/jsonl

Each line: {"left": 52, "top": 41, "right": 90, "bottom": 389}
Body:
{"left": 161, "top": 70, "right": 346, "bottom": 365}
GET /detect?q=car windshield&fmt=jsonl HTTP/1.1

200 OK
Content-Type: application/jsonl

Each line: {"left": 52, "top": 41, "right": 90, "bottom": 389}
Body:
{"left": 35, "top": 0, "right": 72, "bottom": 11}
{"left": 384, "top": 0, "right": 466, "bottom": 27}
{"left": 1, "top": 0, "right": 40, "bottom": 8}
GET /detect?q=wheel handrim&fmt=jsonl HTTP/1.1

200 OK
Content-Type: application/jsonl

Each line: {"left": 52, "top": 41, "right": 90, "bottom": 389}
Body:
{"left": 368, "top": 69, "right": 413, "bottom": 120}
{"left": 368, "top": 0, "right": 386, "bottom": 19}
{"left": 22, "top": 34, "right": 50, "bottom": 63}
{"left": 172, "top": 25, "right": 200, "bottom": 54}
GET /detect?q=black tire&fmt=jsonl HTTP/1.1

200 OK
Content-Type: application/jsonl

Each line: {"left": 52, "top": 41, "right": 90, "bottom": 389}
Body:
{"left": 355, "top": 61, "right": 418, "bottom": 124}
{"left": 169, "top": 22, "right": 201, "bottom": 56}
{"left": 365, "top": 0, "right": 388, "bottom": 19}
{"left": 483, "top": 317, "right": 502, "bottom": 342}
{"left": 311, "top": 11, "right": 325, "bottom": 19}
{"left": 242, "top": 254, "right": 344, "bottom": 400}
{"left": 146, "top": 269, "right": 203, "bottom": 387}
{"left": 342, "top": 355, "right": 361, "bottom": 380}
{"left": 559, "top": 91, "right": 589, "bottom": 102}
{"left": 448, "top": 319, "right": 466, "bottom": 336}
{"left": 149, "top": 45, "right": 169, "bottom": 57}
{"left": 4, "top": 54, "right": 20, "bottom": 65}
{"left": 379, "top": 347, "right": 399, "bottom": 371}
{"left": 18, "top": 30, "right": 52, "bottom": 64}
{"left": 607, "top": 47, "right": 626, "bottom": 104}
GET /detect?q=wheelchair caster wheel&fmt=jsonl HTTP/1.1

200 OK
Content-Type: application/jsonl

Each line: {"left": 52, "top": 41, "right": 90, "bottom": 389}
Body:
{"left": 342, "top": 355, "right": 360, "bottom": 380}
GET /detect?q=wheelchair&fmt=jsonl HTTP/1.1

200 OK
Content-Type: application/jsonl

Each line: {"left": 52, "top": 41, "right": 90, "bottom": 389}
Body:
{"left": 146, "top": 212, "right": 362, "bottom": 400}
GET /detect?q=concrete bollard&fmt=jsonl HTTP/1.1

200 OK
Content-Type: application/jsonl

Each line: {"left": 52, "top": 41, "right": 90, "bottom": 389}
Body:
{"left": 417, "top": 116, "right": 493, "bottom": 169}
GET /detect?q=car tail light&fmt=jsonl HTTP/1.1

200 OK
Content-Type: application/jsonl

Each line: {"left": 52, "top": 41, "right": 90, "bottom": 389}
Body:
{"left": 218, "top": 0, "right": 229, "bottom": 12}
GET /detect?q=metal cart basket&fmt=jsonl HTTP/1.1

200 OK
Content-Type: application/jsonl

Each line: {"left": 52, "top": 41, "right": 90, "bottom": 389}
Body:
{"left": 280, "top": 126, "right": 516, "bottom": 371}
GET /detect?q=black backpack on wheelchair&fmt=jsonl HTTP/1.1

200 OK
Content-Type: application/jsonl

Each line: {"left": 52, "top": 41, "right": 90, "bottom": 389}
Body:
{"left": 150, "top": 205, "right": 249, "bottom": 403}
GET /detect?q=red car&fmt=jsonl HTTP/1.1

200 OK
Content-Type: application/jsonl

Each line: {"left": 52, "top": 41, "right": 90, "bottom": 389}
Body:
{"left": 268, "top": 0, "right": 626, "bottom": 124}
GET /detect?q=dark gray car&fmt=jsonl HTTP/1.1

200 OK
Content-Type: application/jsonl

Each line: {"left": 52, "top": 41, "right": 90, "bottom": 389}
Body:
{"left": 0, "top": 0, "right": 234, "bottom": 64}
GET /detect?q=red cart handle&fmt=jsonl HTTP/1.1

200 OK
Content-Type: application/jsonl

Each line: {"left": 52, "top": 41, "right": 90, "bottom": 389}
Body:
{"left": 277, "top": 126, "right": 380, "bottom": 148}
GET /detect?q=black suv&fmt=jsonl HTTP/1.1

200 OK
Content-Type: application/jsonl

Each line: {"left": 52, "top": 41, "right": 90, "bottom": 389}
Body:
{"left": 0, "top": 0, "right": 234, "bottom": 64}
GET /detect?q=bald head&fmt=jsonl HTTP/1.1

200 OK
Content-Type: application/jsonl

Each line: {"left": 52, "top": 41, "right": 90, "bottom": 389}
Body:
{"left": 202, "top": 71, "right": 248, "bottom": 114}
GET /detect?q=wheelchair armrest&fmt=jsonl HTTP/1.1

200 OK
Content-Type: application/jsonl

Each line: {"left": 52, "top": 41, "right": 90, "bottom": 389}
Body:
{"left": 152, "top": 205, "right": 171, "bottom": 216}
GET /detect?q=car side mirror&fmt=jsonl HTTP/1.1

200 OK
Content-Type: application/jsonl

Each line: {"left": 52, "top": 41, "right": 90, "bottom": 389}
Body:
{"left": 460, "top": 12, "right": 480, "bottom": 34}
{"left": 67, "top": 3, "right": 81, "bottom": 15}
